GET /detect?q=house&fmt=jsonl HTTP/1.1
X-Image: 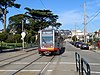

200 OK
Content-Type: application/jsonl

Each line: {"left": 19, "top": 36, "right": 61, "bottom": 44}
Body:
{"left": 71, "top": 30, "right": 88, "bottom": 41}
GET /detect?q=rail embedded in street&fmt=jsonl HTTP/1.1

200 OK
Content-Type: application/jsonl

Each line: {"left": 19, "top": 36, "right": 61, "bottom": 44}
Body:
{"left": 39, "top": 56, "right": 55, "bottom": 75}
{"left": 0, "top": 52, "right": 38, "bottom": 67}
{"left": 12, "top": 56, "right": 43, "bottom": 75}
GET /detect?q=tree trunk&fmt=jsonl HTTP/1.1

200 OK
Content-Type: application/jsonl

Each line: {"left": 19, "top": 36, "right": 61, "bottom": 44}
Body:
{"left": 3, "top": 8, "right": 6, "bottom": 32}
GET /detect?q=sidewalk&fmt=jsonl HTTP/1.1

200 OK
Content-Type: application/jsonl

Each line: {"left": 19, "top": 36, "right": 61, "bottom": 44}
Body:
{"left": 89, "top": 45, "right": 100, "bottom": 53}
{"left": 50, "top": 64, "right": 78, "bottom": 75}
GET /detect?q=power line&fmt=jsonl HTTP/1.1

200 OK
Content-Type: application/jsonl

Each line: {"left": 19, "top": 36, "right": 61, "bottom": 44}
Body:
{"left": 40, "top": 0, "right": 47, "bottom": 9}
{"left": 89, "top": 9, "right": 100, "bottom": 19}
{"left": 86, "top": 9, "right": 100, "bottom": 25}
{"left": 81, "top": 9, "right": 100, "bottom": 32}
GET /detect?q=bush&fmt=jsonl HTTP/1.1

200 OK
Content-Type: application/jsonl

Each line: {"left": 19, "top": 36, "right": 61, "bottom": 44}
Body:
{"left": 72, "top": 35, "right": 77, "bottom": 41}
{"left": 6, "top": 34, "right": 21, "bottom": 43}
{"left": 0, "top": 32, "right": 8, "bottom": 42}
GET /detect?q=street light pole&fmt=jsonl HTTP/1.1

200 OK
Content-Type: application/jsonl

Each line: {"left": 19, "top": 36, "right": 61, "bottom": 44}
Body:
{"left": 21, "top": 20, "right": 25, "bottom": 51}
{"left": 22, "top": 20, "right": 24, "bottom": 32}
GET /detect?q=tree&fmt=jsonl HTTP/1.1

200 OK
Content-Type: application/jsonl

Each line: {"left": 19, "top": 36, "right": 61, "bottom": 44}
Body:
{"left": 7, "top": 8, "right": 62, "bottom": 43}
{"left": 72, "top": 35, "right": 77, "bottom": 42}
{"left": 8, "top": 8, "right": 61, "bottom": 34}
{"left": 0, "top": 32, "right": 8, "bottom": 42}
{"left": 0, "top": 0, "right": 21, "bottom": 32}
{"left": 8, "top": 14, "right": 28, "bottom": 34}
{"left": 53, "top": 22, "right": 62, "bottom": 29}
{"left": 0, "top": 8, "right": 4, "bottom": 28}
{"left": 24, "top": 7, "right": 61, "bottom": 29}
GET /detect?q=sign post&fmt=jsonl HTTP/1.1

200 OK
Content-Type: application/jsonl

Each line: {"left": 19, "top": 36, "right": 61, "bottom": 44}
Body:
{"left": 21, "top": 32, "right": 26, "bottom": 51}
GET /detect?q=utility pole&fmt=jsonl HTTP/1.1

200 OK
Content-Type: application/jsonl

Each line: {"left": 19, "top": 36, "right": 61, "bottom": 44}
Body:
{"left": 75, "top": 23, "right": 77, "bottom": 42}
{"left": 84, "top": 2, "right": 86, "bottom": 43}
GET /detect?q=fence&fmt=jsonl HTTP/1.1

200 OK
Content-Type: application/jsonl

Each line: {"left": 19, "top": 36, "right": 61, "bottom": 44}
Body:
{"left": 75, "top": 52, "right": 81, "bottom": 75}
{"left": 81, "top": 58, "right": 91, "bottom": 75}
{"left": 75, "top": 52, "right": 91, "bottom": 75}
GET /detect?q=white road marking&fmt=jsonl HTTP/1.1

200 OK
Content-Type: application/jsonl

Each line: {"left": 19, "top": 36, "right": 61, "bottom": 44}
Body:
{"left": 89, "top": 63, "right": 100, "bottom": 65}
{"left": 0, "top": 62, "right": 75, "bottom": 65}
{"left": 0, "top": 70, "right": 53, "bottom": 72}
{"left": 1, "top": 62, "right": 100, "bottom": 66}
{"left": 91, "top": 71, "right": 100, "bottom": 74}
{"left": 0, "top": 70, "right": 100, "bottom": 74}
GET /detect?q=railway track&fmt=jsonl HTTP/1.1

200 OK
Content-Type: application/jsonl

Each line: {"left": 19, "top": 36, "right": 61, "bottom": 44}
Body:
{"left": 11, "top": 55, "right": 56, "bottom": 75}
{"left": 12, "top": 56, "right": 43, "bottom": 75}
{"left": 38, "top": 56, "right": 55, "bottom": 75}
{"left": 0, "top": 51, "right": 38, "bottom": 67}
{"left": 0, "top": 47, "right": 37, "bottom": 62}
{"left": 0, "top": 48, "right": 59, "bottom": 75}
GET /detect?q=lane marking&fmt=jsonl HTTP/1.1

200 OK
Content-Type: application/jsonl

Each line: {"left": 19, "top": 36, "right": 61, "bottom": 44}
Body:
{"left": 0, "top": 69, "right": 100, "bottom": 74}
{"left": 0, "top": 70, "right": 53, "bottom": 72}
{"left": 0, "top": 62, "right": 100, "bottom": 66}
{"left": 1, "top": 62, "right": 100, "bottom": 66}
{"left": 0, "top": 62, "right": 75, "bottom": 65}
{"left": 91, "top": 71, "right": 100, "bottom": 74}
{"left": 89, "top": 63, "right": 100, "bottom": 66}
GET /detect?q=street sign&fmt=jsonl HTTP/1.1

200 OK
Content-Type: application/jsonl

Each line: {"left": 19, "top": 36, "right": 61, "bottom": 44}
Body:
{"left": 21, "top": 32, "right": 26, "bottom": 50}
{"left": 21, "top": 32, "right": 26, "bottom": 39}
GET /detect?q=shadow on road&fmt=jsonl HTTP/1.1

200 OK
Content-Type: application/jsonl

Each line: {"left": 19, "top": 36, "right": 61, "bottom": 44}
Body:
{"left": 60, "top": 47, "right": 65, "bottom": 55}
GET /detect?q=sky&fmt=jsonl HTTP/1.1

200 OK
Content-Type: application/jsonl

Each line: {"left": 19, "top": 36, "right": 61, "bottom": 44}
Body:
{"left": 0, "top": 0, "right": 100, "bottom": 32}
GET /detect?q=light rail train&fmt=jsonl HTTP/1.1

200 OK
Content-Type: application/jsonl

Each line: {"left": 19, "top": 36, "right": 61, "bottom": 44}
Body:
{"left": 38, "top": 28, "right": 63, "bottom": 55}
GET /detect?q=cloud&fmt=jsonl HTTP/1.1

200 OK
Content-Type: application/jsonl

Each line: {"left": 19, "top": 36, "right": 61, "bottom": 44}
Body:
{"left": 57, "top": 10, "right": 83, "bottom": 29}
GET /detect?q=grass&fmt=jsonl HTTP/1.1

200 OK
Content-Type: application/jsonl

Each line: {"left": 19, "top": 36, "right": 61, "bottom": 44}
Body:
{"left": 0, "top": 42, "right": 36, "bottom": 49}
{"left": 0, "top": 42, "right": 22, "bottom": 49}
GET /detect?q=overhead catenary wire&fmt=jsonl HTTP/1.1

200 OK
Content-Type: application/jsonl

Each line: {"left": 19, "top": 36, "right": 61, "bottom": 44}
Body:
{"left": 86, "top": 9, "right": 100, "bottom": 25}
{"left": 40, "top": 0, "right": 47, "bottom": 9}
{"left": 81, "top": 9, "right": 100, "bottom": 31}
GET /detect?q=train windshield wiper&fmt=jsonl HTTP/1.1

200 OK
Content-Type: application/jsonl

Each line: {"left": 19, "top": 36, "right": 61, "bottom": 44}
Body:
{"left": 43, "top": 38, "right": 47, "bottom": 44}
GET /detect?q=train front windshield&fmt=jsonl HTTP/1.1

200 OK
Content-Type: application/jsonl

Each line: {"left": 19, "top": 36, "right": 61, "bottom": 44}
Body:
{"left": 42, "top": 31, "right": 53, "bottom": 48}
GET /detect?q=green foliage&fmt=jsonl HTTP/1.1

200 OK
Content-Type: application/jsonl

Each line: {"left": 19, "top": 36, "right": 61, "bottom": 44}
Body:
{"left": 72, "top": 35, "right": 77, "bottom": 42}
{"left": 0, "top": 0, "right": 21, "bottom": 32}
{"left": 0, "top": 3, "right": 62, "bottom": 44}
{"left": 24, "top": 33, "right": 35, "bottom": 43}
{"left": 30, "top": 36, "right": 35, "bottom": 43}
{"left": 0, "top": 32, "right": 8, "bottom": 41}
{"left": 0, "top": 0, "right": 21, "bottom": 8}
{"left": 0, "top": 43, "right": 22, "bottom": 49}
{"left": 5, "top": 34, "right": 21, "bottom": 43}
{"left": 7, "top": 8, "right": 62, "bottom": 35}
{"left": 25, "top": 33, "right": 32, "bottom": 43}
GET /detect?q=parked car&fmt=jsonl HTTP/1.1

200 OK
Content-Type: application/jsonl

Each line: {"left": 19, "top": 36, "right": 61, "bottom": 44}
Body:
{"left": 74, "top": 42, "right": 79, "bottom": 46}
{"left": 80, "top": 43, "right": 89, "bottom": 50}
{"left": 70, "top": 41, "right": 75, "bottom": 45}
{"left": 75, "top": 42, "right": 84, "bottom": 48}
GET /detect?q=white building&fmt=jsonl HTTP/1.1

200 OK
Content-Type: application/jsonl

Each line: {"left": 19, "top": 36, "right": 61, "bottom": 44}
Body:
{"left": 71, "top": 30, "right": 88, "bottom": 41}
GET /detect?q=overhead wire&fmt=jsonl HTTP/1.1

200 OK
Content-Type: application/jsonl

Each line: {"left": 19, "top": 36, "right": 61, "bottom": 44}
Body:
{"left": 81, "top": 9, "right": 100, "bottom": 31}
{"left": 40, "top": 0, "right": 47, "bottom": 9}
{"left": 86, "top": 9, "right": 100, "bottom": 25}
